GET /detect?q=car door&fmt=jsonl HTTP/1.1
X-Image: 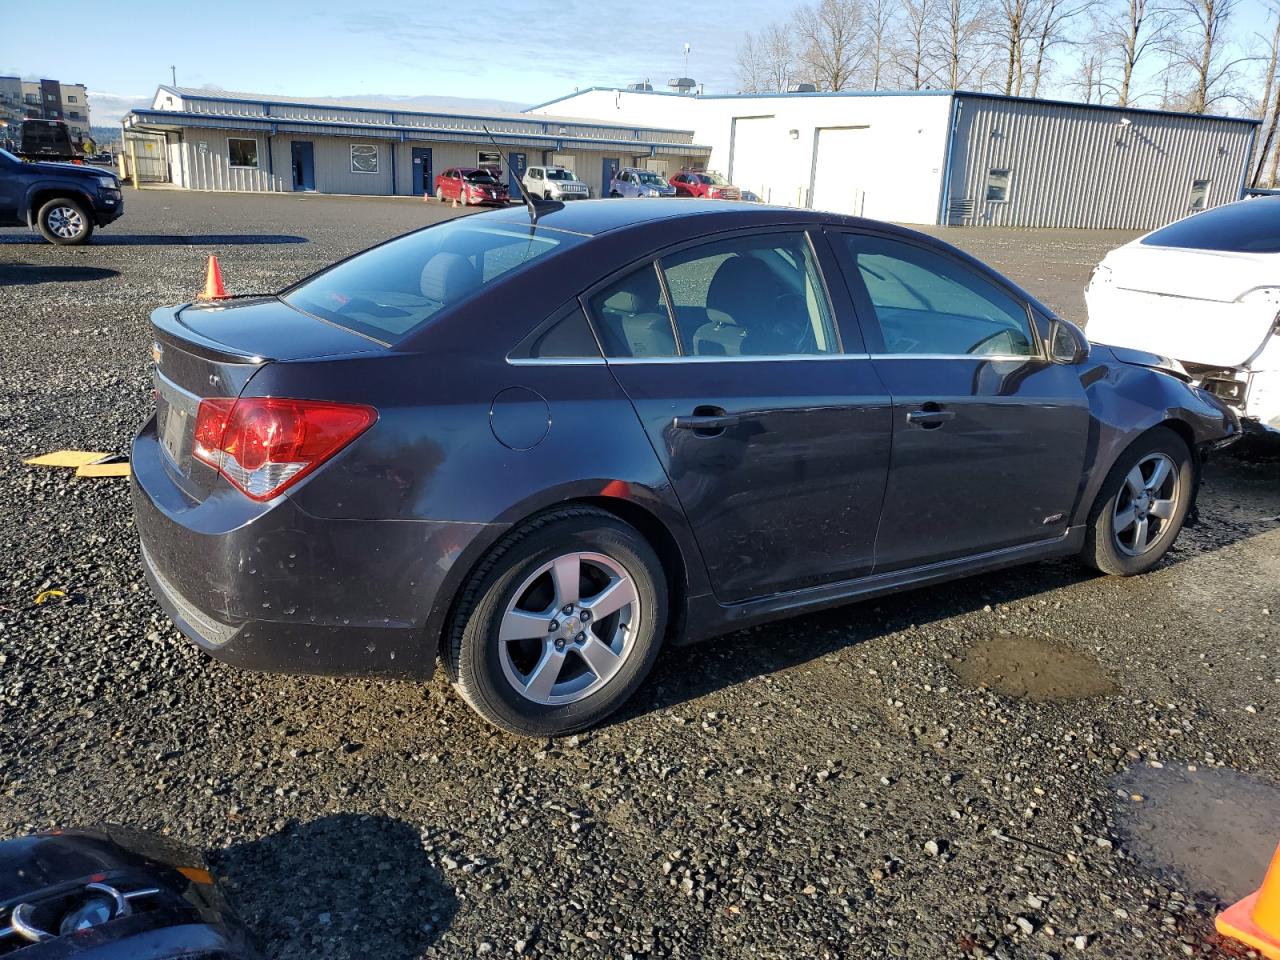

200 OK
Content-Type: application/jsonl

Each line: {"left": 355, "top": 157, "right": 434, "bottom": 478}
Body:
{"left": 0, "top": 153, "right": 19, "bottom": 223}
{"left": 829, "top": 229, "right": 1092, "bottom": 572}
{"left": 586, "top": 228, "right": 894, "bottom": 604}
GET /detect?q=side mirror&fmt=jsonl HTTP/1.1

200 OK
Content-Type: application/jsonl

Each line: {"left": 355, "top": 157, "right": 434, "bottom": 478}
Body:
{"left": 1048, "top": 318, "right": 1090, "bottom": 364}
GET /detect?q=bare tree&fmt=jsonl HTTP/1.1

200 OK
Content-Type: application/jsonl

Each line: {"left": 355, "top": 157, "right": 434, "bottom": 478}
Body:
{"left": 1068, "top": 35, "right": 1114, "bottom": 100}
{"left": 895, "top": 0, "right": 937, "bottom": 88}
{"left": 1165, "top": 0, "right": 1244, "bottom": 112}
{"left": 795, "top": 0, "right": 868, "bottom": 90}
{"left": 938, "top": 0, "right": 992, "bottom": 88}
{"left": 1252, "top": 8, "right": 1280, "bottom": 184}
{"left": 736, "top": 23, "right": 798, "bottom": 92}
{"left": 1102, "top": 0, "right": 1170, "bottom": 104}
{"left": 1027, "top": 0, "right": 1100, "bottom": 96}
{"left": 864, "top": 0, "right": 898, "bottom": 89}
{"left": 994, "top": 0, "right": 1037, "bottom": 94}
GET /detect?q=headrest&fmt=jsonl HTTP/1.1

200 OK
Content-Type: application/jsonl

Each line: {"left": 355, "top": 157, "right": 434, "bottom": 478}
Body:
{"left": 420, "top": 252, "right": 481, "bottom": 306}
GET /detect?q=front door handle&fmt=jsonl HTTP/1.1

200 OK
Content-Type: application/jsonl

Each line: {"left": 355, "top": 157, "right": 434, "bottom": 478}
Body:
{"left": 906, "top": 404, "right": 955, "bottom": 429}
{"left": 674, "top": 406, "right": 740, "bottom": 436}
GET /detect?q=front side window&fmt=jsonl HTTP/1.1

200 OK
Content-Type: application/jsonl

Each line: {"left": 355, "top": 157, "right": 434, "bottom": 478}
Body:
{"left": 228, "top": 138, "right": 258, "bottom": 168}
{"left": 986, "top": 168, "right": 1011, "bottom": 202}
{"left": 659, "top": 233, "right": 838, "bottom": 357}
{"left": 351, "top": 144, "right": 378, "bottom": 174}
{"left": 1190, "top": 178, "right": 1211, "bottom": 210}
{"left": 283, "top": 221, "right": 583, "bottom": 342}
{"left": 842, "top": 234, "right": 1035, "bottom": 357}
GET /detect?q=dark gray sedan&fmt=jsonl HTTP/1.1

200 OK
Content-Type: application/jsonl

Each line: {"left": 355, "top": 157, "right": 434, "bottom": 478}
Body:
{"left": 132, "top": 200, "right": 1238, "bottom": 735}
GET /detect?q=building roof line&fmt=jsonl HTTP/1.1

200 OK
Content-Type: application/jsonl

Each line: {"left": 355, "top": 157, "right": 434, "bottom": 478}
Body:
{"left": 154, "top": 85, "right": 698, "bottom": 136}
{"left": 125, "top": 108, "right": 713, "bottom": 153}
{"left": 525, "top": 85, "right": 1259, "bottom": 126}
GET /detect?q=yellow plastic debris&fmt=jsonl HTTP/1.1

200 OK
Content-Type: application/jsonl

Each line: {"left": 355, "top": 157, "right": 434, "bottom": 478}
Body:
{"left": 34, "top": 589, "right": 67, "bottom": 605}
{"left": 75, "top": 462, "right": 131, "bottom": 478}
{"left": 24, "top": 451, "right": 111, "bottom": 468}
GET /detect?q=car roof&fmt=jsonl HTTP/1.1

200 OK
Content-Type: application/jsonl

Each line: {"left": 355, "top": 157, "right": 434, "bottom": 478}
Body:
{"left": 480, "top": 198, "right": 826, "bottom": 237}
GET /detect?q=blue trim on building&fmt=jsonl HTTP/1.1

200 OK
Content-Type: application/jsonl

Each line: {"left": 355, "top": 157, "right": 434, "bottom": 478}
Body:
{"left": 525, "top": 85, "right": 1260, "bottom": 128}
{"left": 154, "top": 85, "right": 698, "bottom": 136}
{"left": 127, "top": 109, "right": 711, "bottom": 155}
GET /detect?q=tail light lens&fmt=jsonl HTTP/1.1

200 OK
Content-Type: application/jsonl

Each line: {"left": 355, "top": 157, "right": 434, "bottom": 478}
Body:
{"left": 192, "top": 397, "right": 377, "bottom": 501}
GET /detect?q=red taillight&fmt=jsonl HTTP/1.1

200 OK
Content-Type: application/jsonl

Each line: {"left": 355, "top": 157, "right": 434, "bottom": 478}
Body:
{"left": 192, "top": 397, "right": 377, "bottom": 501}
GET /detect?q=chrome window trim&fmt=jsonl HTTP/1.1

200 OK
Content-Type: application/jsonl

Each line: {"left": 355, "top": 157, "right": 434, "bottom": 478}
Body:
{"left": 506, "top": 356, "right": 607, "bottom": 366}
{"left": 867, "top": 353, "right": 1038, "bottom": 361}
{"left": 605, "top": 352, "right": 871, "bottom": 365}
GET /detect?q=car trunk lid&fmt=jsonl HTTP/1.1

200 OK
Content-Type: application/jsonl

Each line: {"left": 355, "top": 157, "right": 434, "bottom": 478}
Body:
{"left": 150, "top": 296, "right": 383, "bottom": 499}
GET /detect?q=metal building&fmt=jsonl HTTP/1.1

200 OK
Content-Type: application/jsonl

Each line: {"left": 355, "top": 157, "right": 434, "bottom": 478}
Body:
{"left": 122, "top": 86, "right": 710, "bottom": 200}
{"left": 529, "top": 87, "right": 1260, "bottom": 229}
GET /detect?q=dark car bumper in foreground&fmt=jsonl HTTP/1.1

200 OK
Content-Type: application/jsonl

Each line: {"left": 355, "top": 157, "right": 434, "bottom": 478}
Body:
{"left": 131, "top": 416, "right": 495, "bottom": 680}
{"left": 91, "top": 192, "right": 124, "bottom": 226}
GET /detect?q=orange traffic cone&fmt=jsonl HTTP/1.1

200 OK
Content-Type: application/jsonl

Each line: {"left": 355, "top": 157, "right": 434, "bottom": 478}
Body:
{"left": 198, "top": 255, "right": 227, "bottom": 300}
{"left": 1218, "top": 842, "right": 1280, "bottom": 959}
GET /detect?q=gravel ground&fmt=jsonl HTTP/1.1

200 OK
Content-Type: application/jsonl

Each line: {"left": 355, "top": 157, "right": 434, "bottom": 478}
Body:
{"left": 1, "top": 190, "right": 1278, "bottom": 960}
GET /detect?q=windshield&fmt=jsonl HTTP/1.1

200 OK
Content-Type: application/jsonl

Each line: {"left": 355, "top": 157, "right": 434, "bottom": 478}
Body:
{"left": 699, "top": 172, "right": 728, "bottom": 185}
{"left": 545, "top": 169, "right": 576, "bottom": 181}
{"left": 1141, "top": 198, "right": 1280, "bottom": 254}
{"left": 463, "top": 170, "right": 496, "bottom": 182}
{"left": 636, "top": 172, "right": 665, "bottom": 185}
{"left": 283, "top": 219, "right": 583, "bottom": 341}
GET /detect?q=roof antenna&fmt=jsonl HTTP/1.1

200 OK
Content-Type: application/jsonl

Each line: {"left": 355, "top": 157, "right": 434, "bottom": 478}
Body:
{"left": 482, "top": 125, "right": 557, "bottom": 225}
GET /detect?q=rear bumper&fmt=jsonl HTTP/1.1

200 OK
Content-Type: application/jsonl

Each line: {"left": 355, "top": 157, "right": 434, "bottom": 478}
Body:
{"left": 131, "top": 416, "right": 495, "bottom": 679}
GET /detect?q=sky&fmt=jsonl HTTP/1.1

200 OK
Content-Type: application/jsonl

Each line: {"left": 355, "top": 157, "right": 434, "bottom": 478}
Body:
{"left": 1, "top": 0, "right": 1274, "bottom": 125}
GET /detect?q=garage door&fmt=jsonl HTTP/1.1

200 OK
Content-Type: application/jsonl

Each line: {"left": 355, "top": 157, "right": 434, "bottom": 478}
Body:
{"left": 810, "top": 126, "right": 871, "bottom": 216}
{"left": 728, "top": 116, "right": 775, "bottom": 202}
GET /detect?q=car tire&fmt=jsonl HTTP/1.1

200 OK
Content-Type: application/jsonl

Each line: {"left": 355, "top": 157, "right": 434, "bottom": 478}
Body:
{"left": 1079, "top": 426, "right": 1194, "bottom": 576}
{"left": 435, "top": 187, "right": 444, "bottom": 202}
{"left": 444, "top": 507, "right": 667, "bottom": 736}
{"left": 36, "top": 197, "right": 93, "bottom": 245}
{"left": 610, "top": 191, "right": 620, "bottom": 198}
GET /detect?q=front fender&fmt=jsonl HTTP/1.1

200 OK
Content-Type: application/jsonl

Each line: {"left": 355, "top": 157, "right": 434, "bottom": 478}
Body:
{"left": 22, "top": 179, "right": 96, "bottom": 224}
{"left": 1071, "top": 346, "right": 1239, "bottom": 526}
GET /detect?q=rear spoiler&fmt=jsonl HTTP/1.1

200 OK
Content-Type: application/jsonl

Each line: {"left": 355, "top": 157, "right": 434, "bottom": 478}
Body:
{"left": 151, "top": 303, "right": 274, "bottom": 365}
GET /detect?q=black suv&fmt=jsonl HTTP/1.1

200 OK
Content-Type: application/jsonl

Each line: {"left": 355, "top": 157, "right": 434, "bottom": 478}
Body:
{"left": 0, "top": 146, "right": 124, "bottom": 245}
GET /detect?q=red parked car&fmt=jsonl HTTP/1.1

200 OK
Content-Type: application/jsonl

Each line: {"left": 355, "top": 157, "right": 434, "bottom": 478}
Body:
{"left": 435, "top": 167, "right": 510, "bottom": 205}
{"left": 669, "top": 170, "right": 741, "bottom": 200}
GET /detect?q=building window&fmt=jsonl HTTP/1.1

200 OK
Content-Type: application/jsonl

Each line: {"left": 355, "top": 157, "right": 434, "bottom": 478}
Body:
{"left": 67, "top": 95, "right": 77, "bottom": 103}
{"left": 351, "top": 143, "right": 378, "bottom": 174}
{"left": 985, "top": 168, "right": 1011, "bottom": 202}
{"left": 1190, "top": 179, "right": 1211, "bottom": 210}
{"left": 228, "top": 138, "right": 259, "bottom": 168}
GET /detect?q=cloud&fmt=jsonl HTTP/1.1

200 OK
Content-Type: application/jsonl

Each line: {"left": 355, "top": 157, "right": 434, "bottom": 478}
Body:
{"left": 86, "top": 90, "right": 150, "bottom": 125}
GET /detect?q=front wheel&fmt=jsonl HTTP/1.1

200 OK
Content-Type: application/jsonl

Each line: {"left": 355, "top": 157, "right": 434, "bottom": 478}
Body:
{"left": 37, "top": 198, "right": 93, "bottom": 245}
{"left": 445, "top": 507, "right": 667, "bottom": 736}
{"left": 435, "top": 187, "right": 445, "bottom": 202}
{"left": 1079, "top": 426, "right": 1194, "bottom": 576}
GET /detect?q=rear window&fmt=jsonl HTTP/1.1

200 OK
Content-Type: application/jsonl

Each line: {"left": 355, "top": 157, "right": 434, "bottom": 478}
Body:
{"left": 1141, "top": 198, "right": 1280, "bottom": 253}
{"left": 282, "top": 219, "right": 583, "bottom": 342}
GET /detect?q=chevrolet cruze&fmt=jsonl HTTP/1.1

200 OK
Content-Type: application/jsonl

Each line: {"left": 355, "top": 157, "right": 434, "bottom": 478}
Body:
{"left": 133, "top": 200, "right": 1238, "bottom": 735}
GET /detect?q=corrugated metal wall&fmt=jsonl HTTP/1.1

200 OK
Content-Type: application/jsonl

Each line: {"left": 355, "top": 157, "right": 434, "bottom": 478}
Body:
{"left": 948, "top": 96, "right": 1255, "bottom": 229}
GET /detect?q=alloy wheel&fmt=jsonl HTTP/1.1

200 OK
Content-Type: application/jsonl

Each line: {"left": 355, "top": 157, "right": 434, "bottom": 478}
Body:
{"left": 497, "top": 551, "right": 641, "bottom": 706}
{"left": 46, "top": 206, "right": 85, "bottom": 240}
{"left": 1112, "top": 452, "right": 1179, "bottom": 556}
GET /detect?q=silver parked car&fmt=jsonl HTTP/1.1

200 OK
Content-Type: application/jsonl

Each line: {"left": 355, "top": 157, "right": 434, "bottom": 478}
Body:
{"left": 522, "top": 165, "right": 590, "bottom": 201}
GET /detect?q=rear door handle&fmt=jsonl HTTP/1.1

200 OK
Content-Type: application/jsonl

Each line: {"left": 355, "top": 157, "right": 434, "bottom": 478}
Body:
{"left": 906, "top": 404, "right": 955, "bottom": 429}
{"left": 673, "top": 406, "right": 740, "bottom": 436}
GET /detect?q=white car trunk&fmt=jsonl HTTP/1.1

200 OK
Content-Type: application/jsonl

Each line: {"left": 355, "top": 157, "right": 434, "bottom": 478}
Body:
{"left": 1085, "top": 245, "right": 1280, "bottom": 369}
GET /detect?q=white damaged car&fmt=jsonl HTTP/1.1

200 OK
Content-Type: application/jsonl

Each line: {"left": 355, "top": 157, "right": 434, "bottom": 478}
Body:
{"left": 1085, "top": 197, "right": 1279, "bottom": 434}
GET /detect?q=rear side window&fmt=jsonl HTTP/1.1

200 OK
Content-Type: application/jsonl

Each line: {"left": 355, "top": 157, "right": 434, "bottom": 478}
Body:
{"left": 283, "top": 221, "right": 583, "bottom": 342}
{"left": 588, "top": 265, "right": 678, "bottom": 358}
{"left": 1141, "top": 197, "right": 1280, "bottom": 253}
{"left": 659, "top": 233, "right": 838, "bottom": 357}
{"left": 841, "top": 234, "right": 1034, "bottom": 357}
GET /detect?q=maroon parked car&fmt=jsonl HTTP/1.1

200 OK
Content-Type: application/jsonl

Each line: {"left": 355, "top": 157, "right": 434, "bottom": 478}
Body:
{"left": 434, "top": 167, "right": 509, "bottom": 205}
